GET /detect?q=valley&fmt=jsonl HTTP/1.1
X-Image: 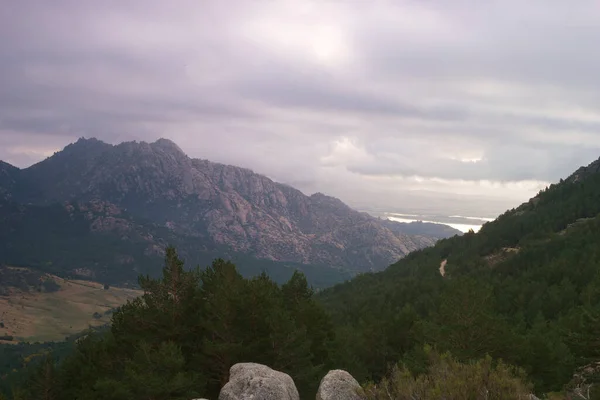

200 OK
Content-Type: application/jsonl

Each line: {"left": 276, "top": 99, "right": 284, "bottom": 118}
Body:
{"left": 2, "top": 138, "right": 600, "bottom": 399}
{"left": 3, "top": 2, "right": 600, "bottom": 398}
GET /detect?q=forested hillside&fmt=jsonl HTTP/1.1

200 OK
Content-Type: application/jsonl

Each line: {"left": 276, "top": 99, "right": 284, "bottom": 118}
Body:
{"left": 318, "top": 156, "right": 600, "bottom": 395}
{"left": 1, "top": 248, "right": 339, "bottom": 400}
{"left": 3, "top": 157, "right": 600, "bottom": 399}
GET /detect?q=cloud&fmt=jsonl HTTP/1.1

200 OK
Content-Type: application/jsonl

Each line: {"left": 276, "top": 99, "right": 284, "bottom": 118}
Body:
{"left": 2, "top": 0, "right": 600, "bottom": 217}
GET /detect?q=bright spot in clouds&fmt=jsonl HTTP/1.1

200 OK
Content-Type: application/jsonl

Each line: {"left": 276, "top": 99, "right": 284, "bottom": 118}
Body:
{"left": 1, "top": 0, "right": 600, "bottom": 219}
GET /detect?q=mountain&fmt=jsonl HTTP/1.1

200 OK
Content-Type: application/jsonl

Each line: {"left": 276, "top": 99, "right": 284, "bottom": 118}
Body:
{"left": 317, "top": 155, "right": 600, "bottom": 393}
{"left": 0, "top": 198, "right": 355, "bottom": 288}
{"left": 4, "top": 151, "right": 600, "bottom": 399}
{"left": 380, "top": 219, "right": 462, "bottom": 239}
{"left": 1, "top": 137, "right": 443, "bottom": 275}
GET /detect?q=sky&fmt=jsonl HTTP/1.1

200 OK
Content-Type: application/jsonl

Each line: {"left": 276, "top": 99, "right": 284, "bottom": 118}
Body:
{"left": 2, "top": 0, "right": 600, "bottom": 218}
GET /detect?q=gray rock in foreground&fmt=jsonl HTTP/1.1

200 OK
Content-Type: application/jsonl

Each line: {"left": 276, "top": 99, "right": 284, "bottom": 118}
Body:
{"left": 317, "top": 370, "right": 364, "bottom": 400}
{"left": 218, "top": 362, "right": 299, "bottom": 400}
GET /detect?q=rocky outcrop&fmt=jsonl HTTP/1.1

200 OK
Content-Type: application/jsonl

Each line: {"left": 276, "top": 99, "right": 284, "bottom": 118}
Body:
{"left": 215, "top": 365, "right": 364, "bottom": 400}
{"left": 564, "top": 360, "right": 600, "bottom": 399}
{"left": 218, "top": 363, "right": 299, "bottom": 400}
{"left": 317, "top": 370, "right": 364, "bottom": 400}
{"left": 8, "top": 138, "right": 440, "bottom": 272}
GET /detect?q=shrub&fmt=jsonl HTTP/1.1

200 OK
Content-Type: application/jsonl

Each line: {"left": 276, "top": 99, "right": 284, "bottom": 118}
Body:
{"left": 363, "top": 347, "right": 532, "bottom": 400}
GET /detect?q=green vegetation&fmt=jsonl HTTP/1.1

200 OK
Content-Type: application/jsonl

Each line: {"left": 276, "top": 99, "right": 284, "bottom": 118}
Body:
{"left": 363, "top": 346, "right": 532, "bottom": 400}
{"left": 0, "top": 328, "right": 106, "bottom": 397}
{"left": 4, "top": 166, "right": 600, "bottom": 399}
{"left": 2, "top": 248, "right": 336, "bottom": 400}
{"left": 318, "top": 170, "right": 600, "bottom": 397}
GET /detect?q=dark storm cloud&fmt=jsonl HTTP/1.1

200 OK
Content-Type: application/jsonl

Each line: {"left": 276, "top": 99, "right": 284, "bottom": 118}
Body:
{"left": 2, "top": 0, "right": 600, "bottom": 216}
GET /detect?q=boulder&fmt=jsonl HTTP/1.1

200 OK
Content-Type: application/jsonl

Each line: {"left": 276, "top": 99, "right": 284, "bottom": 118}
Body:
{"left": 218, "top": 363, "right": 299, "bottom": 400}
{"left": 317, "top": 370, "right": 364, "bottom": 400}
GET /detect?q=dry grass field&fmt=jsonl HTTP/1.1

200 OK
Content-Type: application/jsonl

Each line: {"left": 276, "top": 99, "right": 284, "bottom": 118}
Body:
{"left": 0, "top": 269, "right": 142, "bottom": 343}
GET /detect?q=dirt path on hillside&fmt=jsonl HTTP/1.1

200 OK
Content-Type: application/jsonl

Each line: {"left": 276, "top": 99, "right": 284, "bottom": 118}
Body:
{"left": 439, "top": 259, "right": 447, "bottom": 277}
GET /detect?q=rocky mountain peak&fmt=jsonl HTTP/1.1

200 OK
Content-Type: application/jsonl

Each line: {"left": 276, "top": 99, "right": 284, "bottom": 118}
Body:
{"left": 151, "top": 138, "right": 186, "bottom": 155}
{"left": 6, "top": 137, "right": 450, "bottom": 272}
{"left": 66, "top": 136, "right": 113, "bottom": 153}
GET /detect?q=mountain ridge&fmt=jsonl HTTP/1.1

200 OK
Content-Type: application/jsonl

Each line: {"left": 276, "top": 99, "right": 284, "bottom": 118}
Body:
{"left": 317, "top": 152, "right": 600, "bottom": 394}
{"left": 0, "top": 137, "right": 459, "bottom": 276}
{"left": 0, "top": 161, "right": 19, "bottom": 200}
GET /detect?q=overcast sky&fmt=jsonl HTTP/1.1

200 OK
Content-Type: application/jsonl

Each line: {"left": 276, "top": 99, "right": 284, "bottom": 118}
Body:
{"left": 2, "top": 0, "right": 600, "bottom": 217}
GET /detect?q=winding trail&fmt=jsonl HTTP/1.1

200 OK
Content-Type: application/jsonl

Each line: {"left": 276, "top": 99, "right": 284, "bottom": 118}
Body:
{"left": 439, "top": 259, "right": 447, "bottom": 277}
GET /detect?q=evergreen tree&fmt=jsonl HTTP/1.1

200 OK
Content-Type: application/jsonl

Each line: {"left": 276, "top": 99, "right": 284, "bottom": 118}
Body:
{"left": 29, "top": 354, "right": 55, "bottom": 400}
{"left": 111, "top": 246, "right": 203, "bottom": 354}
{"left": 92, "top": 342, "right": 201, "bottom": 400}
{"left": 198, "top": 258, "right": 247, "bottom": 395}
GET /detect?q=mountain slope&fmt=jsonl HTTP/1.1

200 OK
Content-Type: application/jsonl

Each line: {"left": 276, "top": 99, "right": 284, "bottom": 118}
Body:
{"left": 7, "top": 138, "right": 440, "bottom": 272}
{"left": 317, "top": 155, "right": 600, "bottom": 393}
{"left": 0, "top": 161, "right": 18, "bottom": 200}
{"left": 0, "top": 198, "right": 352, "bottom": 288}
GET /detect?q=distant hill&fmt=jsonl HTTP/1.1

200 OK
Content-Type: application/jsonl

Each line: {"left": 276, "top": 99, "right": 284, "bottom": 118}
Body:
{"left": 0, "top": 137, "right": 451, "bottom": 283}
{"left": 380, "top": 219, "right": 462, "bottom": 239}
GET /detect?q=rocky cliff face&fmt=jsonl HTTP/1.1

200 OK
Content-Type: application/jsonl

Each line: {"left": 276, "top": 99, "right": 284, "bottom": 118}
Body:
{"left": 2, "top": 138, "right": 437, "bottom": 272}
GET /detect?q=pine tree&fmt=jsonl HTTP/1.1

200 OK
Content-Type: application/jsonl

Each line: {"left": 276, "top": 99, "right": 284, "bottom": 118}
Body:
{"left": 53, "top": 332, "right": 116, "bottom": 400}
{"left": 31, "top": 354, "right": 55, "bottom": 400}
{"left": 420, "top": 278, "right": 517, "bottom": 362}
{"left": 92, "top": 341, "right": 202, "bottom": 400}
{"left": 566, "top": 306, "right": 600, "bottom": 361}
{"left": 199, "top": 258, "right": 246, "bottom": 395}
{"left": 281, "top": 271, "right": 335, "bottom": 370}
{"left": 111, "top": 246, "right": 202, "bottom": 353}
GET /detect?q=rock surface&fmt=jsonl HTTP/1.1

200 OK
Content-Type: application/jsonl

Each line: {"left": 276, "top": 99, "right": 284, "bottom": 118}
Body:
{"left": 0, "top": 137, "right": 439, "bottom": 272}
{"left": 316, "top": 370, "right": 364, "bottom": 400}
{"left": 219, "top": 363, "right": 299, "bottom": 400}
